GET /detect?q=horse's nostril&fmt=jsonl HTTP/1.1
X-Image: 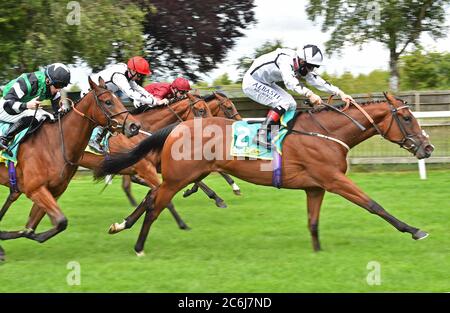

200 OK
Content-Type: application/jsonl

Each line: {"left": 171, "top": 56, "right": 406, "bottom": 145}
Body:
{"left": 425, "top": 144, "right": 434, "bottom": 153}
{"left": 129, "top": 123, "right": 140, "bottom": 133}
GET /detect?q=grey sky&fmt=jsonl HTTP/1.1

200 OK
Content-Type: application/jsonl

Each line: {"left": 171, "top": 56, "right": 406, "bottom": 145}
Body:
{"left": 202, "top": 0, "right": 450, "bottom": 82}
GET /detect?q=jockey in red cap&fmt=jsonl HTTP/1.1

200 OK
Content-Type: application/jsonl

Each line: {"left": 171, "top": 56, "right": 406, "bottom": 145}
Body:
{"left": 145, "top": 77, "right": 191, "bottom": 101}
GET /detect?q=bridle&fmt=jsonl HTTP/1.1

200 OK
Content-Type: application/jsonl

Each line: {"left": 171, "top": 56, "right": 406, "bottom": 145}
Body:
{"left": 165, "top": 95, "right": 209, "bottom": 122}
{"left": 215, "top": 97, "right": 239, "bottom": 119}
{"left": 71, "top": 89, "right": 131, "bottom": 134}
{"left": 58, "top": 88, "right": 131, "bottom": 171}
{"left": 351, "top": 99, "right": 421, "bottom": 153}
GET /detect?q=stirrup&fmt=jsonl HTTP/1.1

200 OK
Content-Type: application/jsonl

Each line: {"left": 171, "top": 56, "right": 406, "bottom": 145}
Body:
{"left": 89, "top": 141, "right": 105, "bottom": 154}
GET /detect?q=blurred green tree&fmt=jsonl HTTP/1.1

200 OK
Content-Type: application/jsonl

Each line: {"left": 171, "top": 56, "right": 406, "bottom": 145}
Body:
{"left": 306, "top": 0, "right": 449, "bottom": 91}
{"left": 0, "top": 0, "right": 145, "bottom": 83}
{"left": 400, "top": 49, "right": 450, "bottom": 90}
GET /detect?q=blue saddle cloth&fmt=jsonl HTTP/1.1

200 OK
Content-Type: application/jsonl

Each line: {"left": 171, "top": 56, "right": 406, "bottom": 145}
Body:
{"left": 0, "top": 122, "right": 31, "bottom": 164}
{"left": 85, "top": 127, "right": 112, "bottom": 155}
{"left": 230, "top": 110, "right": 295, "bottom": 160}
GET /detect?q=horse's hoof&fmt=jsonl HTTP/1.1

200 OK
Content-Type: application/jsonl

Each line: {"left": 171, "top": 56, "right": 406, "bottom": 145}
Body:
{"left": 216, "top": 200, "right": 227, "bottom": 209}
{"left": 179, "top": 224, "right": 191, "bottom": 231}
{"left": 135, "top": 250, "right": 145, "bottom": 257}
{"left": 233, "top": 190, "right": 241, "bottom": 196}
{"left": 183, "top": 190, "right": 192, "bottom": 198}
{"left": 108, "top": 222, "right": 124, "bottom": 234}
{"left": 412, "top": 230, "right": 429, "bottom": 240}
{"left": 0, "top": 246, "right": 5, "bottom": 262}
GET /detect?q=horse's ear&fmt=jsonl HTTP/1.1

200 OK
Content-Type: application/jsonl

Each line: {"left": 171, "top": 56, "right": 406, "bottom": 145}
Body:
{"left": 98, "top": 76, "right": 106, "bottom": 89}
{"left": 88, "top": 76, "right": 98, "bottom": 90}
{"left": 186, "top": 93, "right": 195, "bottom": 101}
{"left": 383, "top": 91, "right": 396, "bottom": 104}
{"left": 194, "top": 89, "right": 200, "bottom": 96}
{"left": 214, "top": 92, "right": 225, "bottom": 100}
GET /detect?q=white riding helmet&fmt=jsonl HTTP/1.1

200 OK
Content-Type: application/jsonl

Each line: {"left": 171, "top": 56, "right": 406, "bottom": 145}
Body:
{"left": 297, "top": 44, "right": 324, "bottom": 66}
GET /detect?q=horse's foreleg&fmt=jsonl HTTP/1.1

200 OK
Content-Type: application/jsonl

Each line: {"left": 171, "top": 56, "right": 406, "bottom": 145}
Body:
{"left": 0, "top": 244, "right": 4, "bottom": 261}
{"left": 326, "top": 175, "right": 427, "bottom": 240}
{"left": 197, "top": 181, "right": 227, "bottom": 208}
{"left": 109, "top": 190, "right": 153, "bottom": 234}
{"left": 122, "top": 175, "right": 137, "bottom": 206}
{"left": 219, "top": 172, "right": 241, "bottom": 196}
{"left": 0, "top": 191, "right": 21, "bottom": 221}
{"left": 0, "top": 203, "right": 44, "bottom": 241}
{"left": 130, "top": 175, "right": 149, "bottom": 187}
{"left": 183, "top": 183, "right": 200, "bottom": 197}
{"left": 25, "top": 187, "right": 68, "bottom": 243}
{"left": 166, "top": 202, "right": 190, "bottom": 230}
{"left": 305, "top": 187, "right": 325, "bottom": 252}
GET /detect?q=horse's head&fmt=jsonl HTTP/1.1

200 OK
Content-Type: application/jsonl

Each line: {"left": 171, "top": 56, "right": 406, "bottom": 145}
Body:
{"left": 87, "top": 77, "right": 140, "bottom": 137}
{"left": 183, "top": 93, "right": 211, "bottom": 119}
{"left": 378, "top": 92, "right": 434, "bottom": 159}
{"left": 208, "top": 92, "right": 242, "bottom": 120}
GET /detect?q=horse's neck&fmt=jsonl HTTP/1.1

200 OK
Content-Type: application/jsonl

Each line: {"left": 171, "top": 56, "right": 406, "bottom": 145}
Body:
{"left": 207, "top": 100, "right": 220, "bottom": 117}
{"left": 297, "top": 102, "right": 389, "bottom": 149}
{"left": 138, "top": 102, "right": 188, "bottom": 131}
{"left": 57, "top": 103, "right": 95, "bottom": 161}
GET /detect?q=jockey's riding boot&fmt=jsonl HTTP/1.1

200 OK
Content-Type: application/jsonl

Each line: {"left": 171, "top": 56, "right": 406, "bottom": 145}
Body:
{"left": 255, "top": 106, "right": 286, "bottom": 149}
{"left": 89, "top": 127, "right": 107, "bottom": 154}
{"left": 0, "top": 117, "right": 33, "bottom": 153}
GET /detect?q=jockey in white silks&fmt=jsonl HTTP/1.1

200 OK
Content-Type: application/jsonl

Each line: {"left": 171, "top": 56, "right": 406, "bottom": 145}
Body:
{"left": 242, "top": 44, "right": 354, "bottom": 148}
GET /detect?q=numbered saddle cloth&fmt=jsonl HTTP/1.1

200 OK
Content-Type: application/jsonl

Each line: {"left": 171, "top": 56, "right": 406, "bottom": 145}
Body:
{"left": 85, "top": 128, "right": 112, "bottom": 155}
{"left": 230, "top": 110, "right": 295, "bottom": 160}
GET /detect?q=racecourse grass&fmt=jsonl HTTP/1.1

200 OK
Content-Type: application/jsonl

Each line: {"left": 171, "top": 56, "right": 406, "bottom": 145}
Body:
{"left": 0, "top": 170, "right": 449, "bottom": 292}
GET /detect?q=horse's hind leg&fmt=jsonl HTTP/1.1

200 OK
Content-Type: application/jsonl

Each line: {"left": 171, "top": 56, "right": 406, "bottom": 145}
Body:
{"left": 134, "top": 183, "right": 181, "bottom": 255}
{"left": 0, "top": 244, "right": 5, "bottom": 261}
{"left": 219, "top": 173, "right": 241, "bottom": 196}
{"left": 305, "top": 187, "right": 325, "bottom": 252}
{"left": 122, "top": 175, "right": 138, "bottom": 206}
{"left": 326, "top": 175, "right": 427, "bottom": 240}
{"left": 0, "top": 191, "right": 21, "bottom": 221}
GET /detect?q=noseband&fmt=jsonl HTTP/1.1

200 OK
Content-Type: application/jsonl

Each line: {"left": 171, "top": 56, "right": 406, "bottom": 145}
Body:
{"left": 352, "top": 100, "right": 421, "bottom": 153}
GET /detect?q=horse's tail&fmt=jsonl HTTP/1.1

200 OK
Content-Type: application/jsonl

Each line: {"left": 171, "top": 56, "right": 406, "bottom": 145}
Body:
{"left": 94, "top": 123, "right": 178, "bottom": 179}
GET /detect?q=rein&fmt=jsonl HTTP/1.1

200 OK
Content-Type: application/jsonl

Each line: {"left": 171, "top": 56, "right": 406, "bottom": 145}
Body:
{"left": 58, "top": 89, "right": 131, "bottom": 175}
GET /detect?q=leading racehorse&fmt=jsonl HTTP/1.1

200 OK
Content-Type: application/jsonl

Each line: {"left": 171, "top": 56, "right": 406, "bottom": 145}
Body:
{"left": 96, "top": 93, "right": 434, "bottom": 255}
{"left": 0, "top": 77, "right": 140, "bottom": 260}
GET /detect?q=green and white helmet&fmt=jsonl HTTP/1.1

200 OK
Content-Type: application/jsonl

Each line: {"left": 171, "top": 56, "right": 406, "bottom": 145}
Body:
{"left": 297, "top": 44, "right": 324, "bottom": 66}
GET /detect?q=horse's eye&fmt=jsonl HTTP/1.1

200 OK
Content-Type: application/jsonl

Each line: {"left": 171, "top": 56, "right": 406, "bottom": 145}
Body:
{"left": 403, "top": 115, "right": 412, "bottom": 122}
{"left": 105, "top": 100, "right": 112, "bottom": 106}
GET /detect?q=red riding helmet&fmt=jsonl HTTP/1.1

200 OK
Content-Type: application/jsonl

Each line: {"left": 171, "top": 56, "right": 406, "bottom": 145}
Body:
{"left": 171, "top": 77, "right": 191, "bottom": 91}
{"left": 127, "top": 56, "right": 151, "bottom": 75}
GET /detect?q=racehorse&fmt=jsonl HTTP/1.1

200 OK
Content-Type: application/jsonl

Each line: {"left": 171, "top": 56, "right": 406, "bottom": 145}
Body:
{"left": 121, "top": 92, "right": 243, "bottom": 208}
{"left": 0, "top": 77, "right": 140, "bottom": 260}
{"left": 103, "top": 92, "right": 244, "bottom": 235}
{"left": 95, "top": 93, "right": 434, "bottom": 255}
{"left": 80, "top": 93, "right": 211, "bottom": 230}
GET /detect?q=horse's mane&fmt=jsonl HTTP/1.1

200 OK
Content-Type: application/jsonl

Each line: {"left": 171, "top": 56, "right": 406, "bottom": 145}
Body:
{"left": 130, "top": 95, "right": 192, "bottom": 115}
{"left": 308, "top": 99, "right": 387, "bottom": 114}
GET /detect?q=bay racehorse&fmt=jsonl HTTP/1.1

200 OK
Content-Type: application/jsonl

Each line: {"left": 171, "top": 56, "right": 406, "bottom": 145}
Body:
{"left": 0, "top": 77, "right": 140, "bottom": 260}
{"left": 122, "top": 92, "right": 243, "bottom": 208}
{"left": 95, "top": 93, "right": 434, "bottom": 255}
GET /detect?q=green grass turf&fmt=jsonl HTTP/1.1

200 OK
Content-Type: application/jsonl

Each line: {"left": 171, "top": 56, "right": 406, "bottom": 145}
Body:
{"left": 0, "top": 170, "right": 448, "bottom": 292}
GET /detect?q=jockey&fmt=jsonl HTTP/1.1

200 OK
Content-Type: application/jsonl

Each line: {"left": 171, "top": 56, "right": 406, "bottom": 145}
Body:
{"left": 84, "top": 56, "right": 168, "bottom": 153}
{"left": 144, "top": 77, "right": 191, "bottom": 101}
{"left": 0, "top": 63, "right": 71, "bottom": 151}
{"left": 242, "top": 44, "right": 354, "bottom": 148}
